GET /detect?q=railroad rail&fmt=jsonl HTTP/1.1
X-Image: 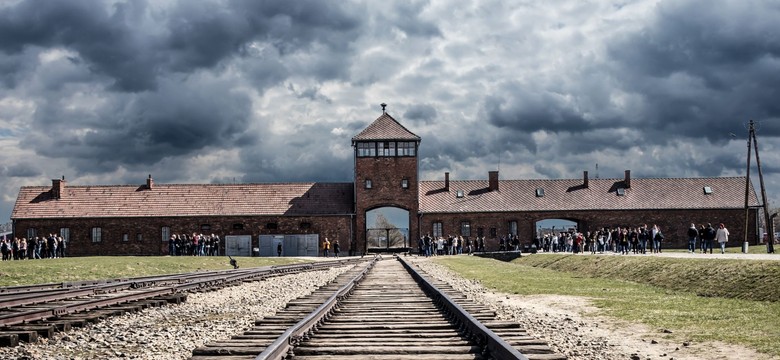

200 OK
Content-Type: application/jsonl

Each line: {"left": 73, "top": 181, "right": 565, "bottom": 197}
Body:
{"left": 0, "top": 257, "right": 365, "bottom": 347}
{"left": 191, "top": 256, "right": 566, "bottom": 360}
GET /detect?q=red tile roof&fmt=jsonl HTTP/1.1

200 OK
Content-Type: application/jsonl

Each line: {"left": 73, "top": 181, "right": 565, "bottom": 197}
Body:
{"left": 352, "top": 113, "right": 421, "bottom": 142}
{"left": 12, "top": 182, "right": 354, "bottom": 219}
{"left": 419, "top": 176, "right": 759, "bottom": 213}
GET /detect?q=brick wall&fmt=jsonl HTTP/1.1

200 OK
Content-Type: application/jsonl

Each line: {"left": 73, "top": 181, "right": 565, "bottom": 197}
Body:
{"left": 418, "top": 208, "right": 759, "bottom": 251}
{"left": 14, "top": 215, "right": 353, "bottom": 257}
{"left": 355, "top": 155, "right": 419, "bottom": 253}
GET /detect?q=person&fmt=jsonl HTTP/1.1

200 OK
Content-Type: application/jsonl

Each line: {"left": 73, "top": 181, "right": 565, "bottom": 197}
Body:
{"left": 716, "top": 223, "right": 730, "bottom": 254}
{"left": 698, "top": 224, "right": 707, "bottom": 253}
{"left": 703, "top": 223, "right": 716, "bottom": 254}
{"left": 652, "top": 225, "right": 664, "bottom": 253}
{"left": 322, "top": 237, "right": 331, "bottom": 257}
{"left": 277, "top": 242, "right": 282, "bottom": 257}
{"left": 687, "top": 223, "right": 698, "bottom": 253}
{"left": 333, "top": 241, "right": 340, "bottom": 258}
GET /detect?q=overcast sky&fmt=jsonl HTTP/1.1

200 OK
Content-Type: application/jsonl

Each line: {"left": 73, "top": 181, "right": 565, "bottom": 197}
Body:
{"left": 1, "top": 0, "right": 779, "bottom": 224}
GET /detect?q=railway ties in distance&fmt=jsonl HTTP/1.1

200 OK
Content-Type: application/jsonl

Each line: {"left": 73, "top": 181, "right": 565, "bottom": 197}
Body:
{"left": 192, "top": 256, "right": 566, "bottom": 360}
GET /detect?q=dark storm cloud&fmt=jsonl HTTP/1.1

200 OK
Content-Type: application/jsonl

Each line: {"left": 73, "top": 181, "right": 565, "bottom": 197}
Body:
{"left": 30, "top": 78, "right": 254, "bottom": 173}
{"left": 403, "top": 104, "right": 437, "bottom": 124}
{"left": 2, "top": 163, "right": 40, "bottom": 178}
{"left": 607, "top": 0, "right": 780, "bottom": 142}
{"left": 484, "top": 89, "right": 590, "bottom": 134}
{"left": 0, "top": 0, "right": 365, "bottom": 92}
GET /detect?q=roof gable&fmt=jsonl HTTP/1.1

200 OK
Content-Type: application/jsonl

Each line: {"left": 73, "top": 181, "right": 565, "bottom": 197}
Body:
{"left": 352, "top": 113, "right": 420, "bottom": 142}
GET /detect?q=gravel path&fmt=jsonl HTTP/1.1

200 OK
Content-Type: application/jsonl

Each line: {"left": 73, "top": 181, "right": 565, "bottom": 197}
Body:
{"left": 0, "top": 265, "right": 353, "bottom": 360}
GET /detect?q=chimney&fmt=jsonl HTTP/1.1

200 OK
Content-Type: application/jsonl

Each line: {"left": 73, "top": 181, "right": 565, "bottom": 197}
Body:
{"left": 489, "top": 171, "right": 499, "bottom": 192}
{"left": 583, "top": 171, "right": 589, "bottom": 188}
{"left": 444, "top": 172, "right": 450, "bottom": 191}
{"left": 51, "top": 176, "right": 66, "bottom": 199}
{"left": 146, "top": 174, "right": 154, "bottom": 190}
{"left": 624, "top": 170, "right": 631, "bottom": 188}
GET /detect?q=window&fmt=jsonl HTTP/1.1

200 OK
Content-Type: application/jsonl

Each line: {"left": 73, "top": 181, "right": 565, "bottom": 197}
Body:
{"left": 456, "top": 190, "right": 465, "bottom": 198}
{"left": 91, "top": 227, "right": 102, "bottom": 243}
{"left": 59, "top": 228, "right": 70, "bottom": 242}
{"left": 233, "top": 223, "right": 244, "bottom": 230}
{"left": 401, "top": 178, "right": 409, "bottom": 189}
{"left": 266, "top": 223, "right": 278, "bottom": 230}
{"left": 365, "top": 179, "right": 372, "bottom": 189}
{"left": 477, "top": 227, "right": 484, "bottom": 237}
{"left": 535, "top": 188, "right": 545, "bottom": 197}
{"left": 703, "top": 186, "right": 713, "bottom": 195}
{"left": 398, "top": 142, "right": 416, "bottom": 156}
{"left": 508, "top": 221, "right": 518, "bottom": 236}
{"left": 432, "top": 222, "right": 443, "bottom": 238}
{"left": 27, "top": 228, "right": 37, "bottom": 239}
{"left": 161, "top": 226, "right": 171, "bottom": 241}
{"left": 461, "top": 221, "right": 471, "bottom": 236}
{"left": 122, "top": 233, "right": 129, "bottom": 242}
{"left": 616, "top": 188, "right": 625, "bottom": 196}
{"left": 357, "top": 142, "right": 376, "bottom": 157}
{"left": 377, "top": 141, "right": 396, "bottom": 156}
{"left": 136, "top": 233, "right": 143, "bottom": 241}
{"left": 201, "top": 224, "right": 211, "bottom": 232}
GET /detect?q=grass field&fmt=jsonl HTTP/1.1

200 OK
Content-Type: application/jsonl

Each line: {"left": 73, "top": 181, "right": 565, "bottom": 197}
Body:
{"left": 0, "top": 256, "right": 306, "bottom": 287}
{"left": 434, "top": 254, "right": 780, "bottom": 356}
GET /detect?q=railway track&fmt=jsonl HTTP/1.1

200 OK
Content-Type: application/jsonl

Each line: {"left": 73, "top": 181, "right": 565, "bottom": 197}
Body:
{"left": 192, "top": 256, "right": 565, "bottom": 360}
{"left": 0, "top": 258, "right": 364, "bottom": 347}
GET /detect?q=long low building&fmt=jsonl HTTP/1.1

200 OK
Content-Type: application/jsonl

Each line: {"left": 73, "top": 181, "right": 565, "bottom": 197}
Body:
{"left": 11, "top": 110, "right": 761, "bottom": 256}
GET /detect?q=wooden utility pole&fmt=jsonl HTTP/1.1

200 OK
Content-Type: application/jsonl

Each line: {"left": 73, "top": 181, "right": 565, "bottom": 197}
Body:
{"left": 744, "top": 120, "right": 775, "bottom": 253}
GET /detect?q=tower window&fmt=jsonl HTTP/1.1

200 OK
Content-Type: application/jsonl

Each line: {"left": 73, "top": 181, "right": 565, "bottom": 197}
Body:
{"left": 357, "top": 142, "right": 376, "bottom": 157}
{"left": 401, "top": 178, "right": 409, "bottom": 189}
{"left": 397, "top": 142, "right": 416, "bottom": 156}
{"left": 365, "top": 179, "right": 373, "bottom": 189}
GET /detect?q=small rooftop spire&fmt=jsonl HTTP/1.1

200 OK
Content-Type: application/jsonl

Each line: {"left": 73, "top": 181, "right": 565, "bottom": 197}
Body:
{"left": 380, "top": 103, "right": 387, "bottom": 113}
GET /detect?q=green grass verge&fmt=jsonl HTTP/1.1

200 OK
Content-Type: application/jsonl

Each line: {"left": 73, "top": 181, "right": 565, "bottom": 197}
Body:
{"left": 0, "top": 256, "right": 306, "bottom": 287}
{"left": 434, "top": 255, "right": 780, "bottom": 356}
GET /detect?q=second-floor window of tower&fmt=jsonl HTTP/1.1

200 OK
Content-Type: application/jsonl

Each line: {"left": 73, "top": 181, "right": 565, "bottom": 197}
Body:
{"left": 365, "top": 179, "right": 372, "bottom": 189}
{"left": 398, "top": 142, "right": 416, "bottom": 156}
{"left": 357, "top": 142, "right": 376, "bottom": 157}
{"left": 378, "top": 141, "right": 396, "bottom": 156}
{"left": 401, "top": 178, "right": 409, "bottom": 189}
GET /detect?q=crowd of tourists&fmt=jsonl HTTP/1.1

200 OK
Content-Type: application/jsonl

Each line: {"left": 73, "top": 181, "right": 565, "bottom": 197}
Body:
{"left": 534, "top": 224, "right": 666, "bottom": 255}
{"left": 168, "top": 233, "right": 221, "bottom": 256}
{"left": 418, "top": 234, "right": 487, "bottom": 256}
{"left": 415, "top": 222, "right": 733, "bottom": 257}
{"left": 1, "top": 235, "right": 66, "bottom": 261}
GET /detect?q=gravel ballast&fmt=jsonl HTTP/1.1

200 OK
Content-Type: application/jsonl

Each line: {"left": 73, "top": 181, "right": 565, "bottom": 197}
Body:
{"left": 0, "top": 265, "right": 353, "bottom": 360}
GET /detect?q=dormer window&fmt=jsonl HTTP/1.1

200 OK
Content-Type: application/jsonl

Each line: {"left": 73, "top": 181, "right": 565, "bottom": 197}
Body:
{"left": 456, "top": 190, "right": 465, "bottom": 198}
{"left": 616, "top": 188, "right": 625, "bottom": 196}
{"left": 535, "top": 188, "right": 545, "bottom": 197}
{"left": 703, "top": 186, "right": 713, "bottom": 195}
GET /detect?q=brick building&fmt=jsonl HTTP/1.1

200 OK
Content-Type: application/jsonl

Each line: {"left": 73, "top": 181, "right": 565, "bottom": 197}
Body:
{"left": 11, "top": 109, "right": 761, "bottom": 256}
